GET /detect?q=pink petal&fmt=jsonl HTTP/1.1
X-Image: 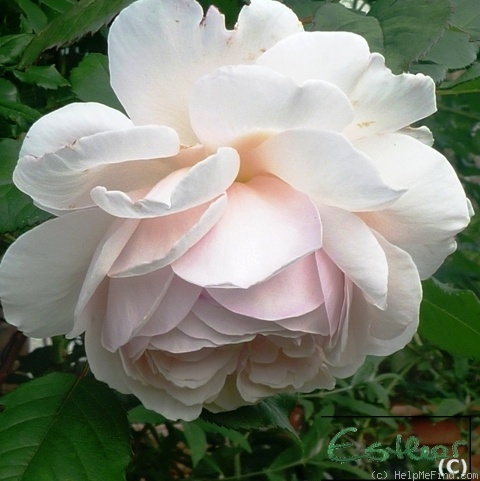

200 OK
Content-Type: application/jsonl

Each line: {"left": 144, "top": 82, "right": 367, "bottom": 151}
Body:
{"left": 173, "top": 176, "right": 322, "bottom": 288}
{"left": 101, "top": 267, "right": 175, "bottom": 352}
{"left": 317, "top": 205, "right": 388, "bottom": 308}
{"left": 109, "top": 196, "right": 227, "bottom": 277}
{"left": 137, "top": 276, "right": 202, "bottom": 337}
{"left": 207, "top": 253, "right": 324, "bottom": 320}
{"left": 71, "top": 218, "right": 140, "bottom": 337}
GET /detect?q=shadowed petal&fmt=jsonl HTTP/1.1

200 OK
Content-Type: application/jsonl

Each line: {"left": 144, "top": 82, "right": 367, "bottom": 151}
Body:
{"left": 91, "top": 147, "right": 239, "bottom": 218}
{"left": 0, "top": 209, "right": 113, "bottom": 337}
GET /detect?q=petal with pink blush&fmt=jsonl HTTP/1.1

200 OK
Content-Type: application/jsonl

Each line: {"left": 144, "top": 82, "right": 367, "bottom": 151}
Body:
{"left": 317, "top": 204, "right": 388, "bottom": 308}
{"left": 251, "top": 129, "right": 404, "bottom": 211}
{"left": 84, "top": 309, "right": 132, "bottom": 395}
{"left": 101, "top": 267, "right": 175, "bottom": 352}
{"left": 71, "top": 218, "right": 140, "bottom": 338}
{"left": 190, "top": 64, "right": 353, "bottom": 149}
{"left": 109, "top": 0, "right": 302, "bottom": 145}
{"left": 123, "top": 375, "right": 203, "bottom": 421}
{"left": 207, "top": 253, "right": 323, "bottom": 320}
{"left": 315, "top": 250, "right": 345, "bottom": 336}
{"left": 173, "top": 176, "right": 322, "bottom": 288}
{"left": 143, "top": 348, "right": 239, "bottom": 390}
{"left": 192, "top": 299, "right": 284, "bottom": 336}
{"left": 137, "top": 276, "right": 202, "bottom": 337}
{"left": 91, "top": 147, "right": 239, "bottom": 218}
{"left": 109, "top": 196, "right": 227, "bottom": 277}
{"left": 347, "top": 233, "right": 421, "bottom": 358}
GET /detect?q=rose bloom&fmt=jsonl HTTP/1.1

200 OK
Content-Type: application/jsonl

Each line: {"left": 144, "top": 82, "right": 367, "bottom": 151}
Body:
{"left": 0, "top": 0, "right": 472, "bottom": 420}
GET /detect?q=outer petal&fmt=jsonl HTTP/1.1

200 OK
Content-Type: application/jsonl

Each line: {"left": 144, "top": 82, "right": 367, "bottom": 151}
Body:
{"left": 15, "top": 125, "right": 180, "bottom": 212}
{"left": 190, "top": 64, "right": 353, "bottom": 149}
{"left": 85, "top": 309, "right": 132, "bottom": 394}
{"left": 101, "top": 267, "right": 175, "bottom": 352}
{"left": 354, "top": 133, "right": 472, "bottom": 278}
{"left": 256, "top": 31, "right": 371, "bottom": 93}
{"left": 91, "top": 147, "right": 239, "bottom": 218}
{"left": 343, "top": 54, "right": 436, "bottom": 140}
{"left": 71, "top": 218, "right": 141, "bottom": 337}
{"left": 250, "top": 129, "right": 404, "bottom": 211}
{"left": 317, "top": 205, "right": 388, "bottom": 308}
{"left": 109, "top": 0, "right": 302, "bottom": 144}
{"left": 327, "top": 233, "right": 421, "bottom": 378}
{"left": 0, "top": 209, "right": 113, "bottom": 337}
{"left": 207, "top": 253, "right": 324, "bottom": 320}
{"left": 172, "top": 176, "right": 322, "bottom": 288}
{"left": 19, "top": 102, "right": 132, "bottom": 158}
{"left": 109, "top": 196, "right": 227, "bottom": 277}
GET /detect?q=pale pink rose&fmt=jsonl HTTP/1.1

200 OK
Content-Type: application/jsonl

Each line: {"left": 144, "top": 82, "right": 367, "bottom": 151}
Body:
{"left": 0, "top": 0, "right": 472, "bottom": 420}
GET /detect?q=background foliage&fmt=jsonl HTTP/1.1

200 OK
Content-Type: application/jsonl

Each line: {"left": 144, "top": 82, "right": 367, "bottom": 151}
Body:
{"left": 0, "top": 0, "right": 479, "bottom": 479}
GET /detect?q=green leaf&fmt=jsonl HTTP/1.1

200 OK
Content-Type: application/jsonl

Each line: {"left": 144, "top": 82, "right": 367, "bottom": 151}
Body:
{"left": 13, "top": 65, "right": 69, "bottom": 89}
{"left": 0, "top": 35, "right": 34, "bottom": 66}
{"left": 0, "top": 79, "right": 19, "bottom": 103}
{"left": 419, "top": 279, "right": 480, "bottom": 360}
{"left": 0, "top": 100, "right": 41, "bottom": 124}
{"left": 409, "top": 62, "right": 448, "bottom": 83}
{"left": 193, "top": 419, "right": 252, "bottom": 453}
{"left": 282, "top": 0, "right": 322, "bottom": 24}
{"left": 0, "top": 373, "right": 131, "bottom": 481}
{"left": 20, "top": 0, "right": 137, "bottom": 67}
{"left": 198, "top": 0, "right": 241, "bottom": 28}
{"left": 302, "top": 404, "right": 334, "bottom": 461}
{"left": 182, "top": 421, "right": 208, "bottom": 467}
{"left": 127, "top": 404, "right": 166, "bottom": 425}
{"left": 434, "top": 398, "right": 466, "bottom": 417}
{"left": 440, "top": 61, "right": 480, "bottom": 89}
{"left": 451, "top": 0, "right": 480, "bottom": 38}
{"left": 313, "top": 3, "right": 384, "bottom": 54}
{"left": 331, "top": 398, "right": 397, "bottom": 428}
{"left": 0, "top": 138, "right": 51, "bottom": 233}
{"left": 39, "top": 0, "right": 76, "bottom": 15}
{"left": 420, "top": 30, "right": 479, "bottom": 69}
{"left": 70, "top": 53, "right": 123, "bottom": 110}
{"left": 368, "top": 0, "right": 452, "bottom": 73}
{"left": 17, "top": 0, "right": 49, "bottom": 33}
{"left": 201, "top": 394, "right": 297, "bottom": 434}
